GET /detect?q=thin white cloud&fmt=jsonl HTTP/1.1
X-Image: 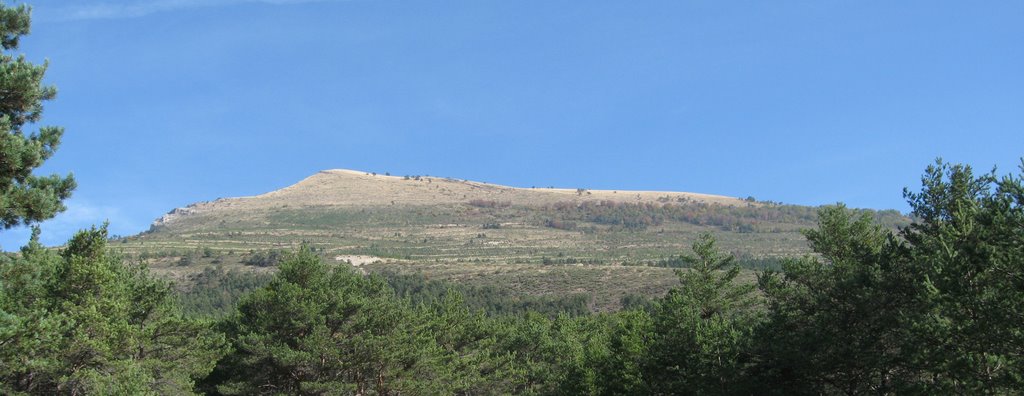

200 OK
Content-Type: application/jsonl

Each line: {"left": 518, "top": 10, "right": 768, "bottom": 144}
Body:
{"left": 0, "top": 200, "right": 145, "bottom": 249}
{"left": 40, "top": 0, "right": 351, "bottom": 22}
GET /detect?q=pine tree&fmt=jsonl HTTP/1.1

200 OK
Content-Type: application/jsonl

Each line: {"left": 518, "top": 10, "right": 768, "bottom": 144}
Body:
{"left": 899, "top": 160, "right": 1024, "bottom": 392}
{"left": 594, "top": 309, "right": 652, "bottom": 395}
{"left": 751, "top": 205, "right": 914, "bottom": 394}
{"left": 0, "top": 3, "right": 75, "bottom": 230}
{"left": 752, "top": 160, "right": 1024, "bottom": 394}
{"left": 645, "top": 233, "right": 758, "bottom": 395}
{"left": 213, "top": 246, "right": 453, "bottom": 395}
{"left": 0, "top": 226, "right": 227, "bottom": 394}
{"left": 422, "top": 289, "right": 521, "bottom": 395}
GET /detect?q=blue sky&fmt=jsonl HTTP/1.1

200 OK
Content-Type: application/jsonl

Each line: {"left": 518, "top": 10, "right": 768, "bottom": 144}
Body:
{"left": 2, "top": 0, "right": 1022, "bottom": 249}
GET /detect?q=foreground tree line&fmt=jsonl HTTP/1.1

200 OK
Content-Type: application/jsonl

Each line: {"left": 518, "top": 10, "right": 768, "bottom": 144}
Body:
{"left": 1, "top": 160, "right": 1022, "bottom": 394}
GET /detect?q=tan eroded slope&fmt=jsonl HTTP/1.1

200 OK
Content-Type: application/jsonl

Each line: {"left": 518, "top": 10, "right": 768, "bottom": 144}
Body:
{"left": 153, "top": 169, "right": 749, "bottom": 229}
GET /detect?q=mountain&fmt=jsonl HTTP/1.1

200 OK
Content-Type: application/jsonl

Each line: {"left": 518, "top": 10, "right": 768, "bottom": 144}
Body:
{"left": 119, "top": 169, "right": 907, "bottom": 310}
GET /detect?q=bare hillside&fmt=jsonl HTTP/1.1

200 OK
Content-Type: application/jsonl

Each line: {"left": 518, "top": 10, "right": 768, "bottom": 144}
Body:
{"left": 152, "top": 169, "right": 749, "bottom": 229}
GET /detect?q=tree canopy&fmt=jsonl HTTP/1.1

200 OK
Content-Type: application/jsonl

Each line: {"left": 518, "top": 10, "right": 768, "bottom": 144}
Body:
{"left": 0, "top": 226, "right": 227, "bottom": 394}
{"left": 0, "top": 2, "right": 75, "bottom": 231}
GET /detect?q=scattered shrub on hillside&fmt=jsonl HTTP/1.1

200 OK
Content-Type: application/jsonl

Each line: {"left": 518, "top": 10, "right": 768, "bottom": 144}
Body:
{"left": 177, "top": 267, "right": 272, "bottom": 317}
{"left": 467, "top": 199, "right": 512, "bottom": 208}
{"left": 544, "top": 218, "right": 577, "bottom": 231}
{"left": 242, "top": 250, "right": 286, "bottom": 267}
{"left": 541, "top": 256, "right": 603, "bottom": 265}
{"left": 540, "top": 200, "right": 909, "bottom": 232}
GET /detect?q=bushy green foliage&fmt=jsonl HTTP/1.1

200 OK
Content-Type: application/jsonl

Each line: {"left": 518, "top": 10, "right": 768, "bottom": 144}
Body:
{"left": 177, "top": 267, "right": 272, "bottom": 317}
{"left": 209, "top": 246, "right": 519, "bottom": 395}
{"left": 0, "top": 226, "right": 227, "bottom": 394}
{"left": 645, "top": 234, "right": 759, "bottom": 395}
{"left": 751, "top": 160, "right": 1024, "bottom": 394}
{"left": 897, "top": 160, "right": 1024, "bottom": 392}
{"left": 0, "top": 3, "right": 75, "bottom": 231}
{"left": 752, "top": 205, "right": 913, "bottom": 394}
